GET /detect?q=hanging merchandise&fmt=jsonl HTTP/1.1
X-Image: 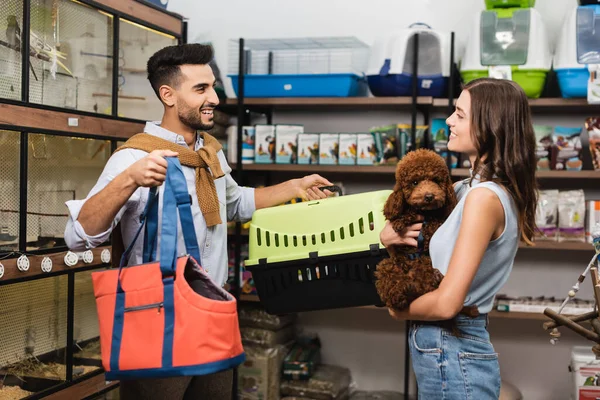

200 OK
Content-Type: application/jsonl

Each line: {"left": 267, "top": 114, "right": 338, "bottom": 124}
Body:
{"left": 554, "top": 5, "right": 600, "bottom": 99}
{"left": 460, "top": 1, "right": 551, "bottom": 98}
{"left": 366, "top": 23, "right": 452, "bottom": 97}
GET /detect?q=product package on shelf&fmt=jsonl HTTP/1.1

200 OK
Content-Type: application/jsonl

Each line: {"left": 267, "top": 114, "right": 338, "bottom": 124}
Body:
{"left": 533, "top": 125, "right": 554, "bottom": 171}
{"left": 535, "top": 189, "right": 559, "bottom": 241}
{"left": 349, "top": 391, "right": 404, "bottom": 400}
{"left": 558, "top": 190, "right": 586, "bottom": 242}
{"left": 282, "top": 334, "right": 322, "bottom": 381}
{"left": 238, "top": 343, "right": 292, "bottom": 400}
{"left": 571, "top": 346, "right": 600, "bottom": 400}
{"left": 255, "top": 125, "right": 276, "bottom": 164}
{"left": 371, "top": 125, "right": 399, "bottom": 165}
{"left": 552, "top": 126, "right": 583, "bottom": 171}
{"left": 587, "top": 200, "right": 600, "bottom": 243}
{"left": 280, "top": 364, "right": 353, "bottom": 400}
{"left": 338, "top": 134, "right": 358, "bottom": 165}
{"left": 586, "top": 117, "right": 600, "bottom": 171}
{"left": 241, "top": 325, "right": 296, "bottom": 348}
{"left": 238, "top": 304, "right": 297, "bottom": 331}
{"left": 227, "top": 242, "right": 255, "bottom": 295}
{"left": 319, "top": 134, "right": 339, "bottom": 165}
{"left": 297, "top": 133, "right": 320, "bottom": 165}
{"left": 356, "top": 133, "right": 377, "bottom": 166}
{"left": 276, "top": 125, "right": 304, "bottom": 164}
{"left": 431, "top": 118, "right": 458, "bottom": 168}
{"left": 227, "top": 125, "right": 256, "bottom": 165}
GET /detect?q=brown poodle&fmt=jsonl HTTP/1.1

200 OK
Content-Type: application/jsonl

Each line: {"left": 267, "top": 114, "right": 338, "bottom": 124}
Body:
{"left": 375, "top": 149, "right": 457, "bottom": 311}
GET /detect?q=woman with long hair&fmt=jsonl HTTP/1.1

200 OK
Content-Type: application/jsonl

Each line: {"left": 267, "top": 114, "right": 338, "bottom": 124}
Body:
{"left": 380, "top": 78, "right": 538, "bottom": 399}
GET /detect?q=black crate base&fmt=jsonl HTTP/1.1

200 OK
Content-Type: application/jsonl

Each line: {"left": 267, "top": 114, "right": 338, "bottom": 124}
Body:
{"left": 247, "top": 247, "right": 388, "bottom": 315}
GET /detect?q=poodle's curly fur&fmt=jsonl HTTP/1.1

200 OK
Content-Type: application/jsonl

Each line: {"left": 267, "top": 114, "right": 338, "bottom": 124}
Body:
{"left": 375, "top": 149, "right": 457, "bottom": 311}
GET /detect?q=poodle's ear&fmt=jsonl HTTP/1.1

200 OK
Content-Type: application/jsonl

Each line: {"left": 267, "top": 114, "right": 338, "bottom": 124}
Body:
{"left": 444, "top": 178, "right": 458, "bottom": 217}
{"left": 384, "top": 185, "right": 405, "bottom": 220}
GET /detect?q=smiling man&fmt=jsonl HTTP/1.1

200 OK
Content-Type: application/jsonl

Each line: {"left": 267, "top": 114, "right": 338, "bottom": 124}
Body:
{"left": 64, "top": 43, "right": 333, "bottom": 399}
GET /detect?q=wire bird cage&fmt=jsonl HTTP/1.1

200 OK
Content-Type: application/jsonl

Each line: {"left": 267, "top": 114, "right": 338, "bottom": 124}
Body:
{"left": 228, "top": 37, "right": 370, "bottom": 98}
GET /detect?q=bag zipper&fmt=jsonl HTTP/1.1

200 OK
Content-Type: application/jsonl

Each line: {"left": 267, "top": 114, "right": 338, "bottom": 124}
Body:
{"left": 124, "top": 302, "right": 163, "bottom": 313}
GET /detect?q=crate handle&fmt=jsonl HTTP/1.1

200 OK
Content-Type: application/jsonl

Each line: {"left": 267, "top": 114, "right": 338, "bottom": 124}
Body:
{"left": 319, "top": 185, "right": 343, "bottom": 196}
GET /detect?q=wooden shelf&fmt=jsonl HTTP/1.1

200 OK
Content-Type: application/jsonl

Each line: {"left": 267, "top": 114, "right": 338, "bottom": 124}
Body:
{"left": 238, "top": 295, "right": 554, "bottom": 321}
{"left": 225, "top": 96, "right": 432, "bottom": 108}
{"left": 0, "top": 246, "right": 111, "bottom": 284}
{"left": 432, "top": 97, "right": 599, "bottom": 112}
{"left": 521, "top": 241, "right": 593, "bottom": 251}
{"left": 232, "top": 164, "right": 600, "bottom": 180}
{"left": 43, "top": 371, "right": 118, "bottom": 400}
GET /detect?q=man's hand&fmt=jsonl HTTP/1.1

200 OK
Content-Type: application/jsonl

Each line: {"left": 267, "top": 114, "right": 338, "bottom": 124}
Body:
{"left": 294, "top": 174, "right": 335, "bottom": 201}
{"left": 125, "top": 149, "right": 179, "bottom": 188}
{"left": 379, "top": 217, "right": 424, "bottom": 248}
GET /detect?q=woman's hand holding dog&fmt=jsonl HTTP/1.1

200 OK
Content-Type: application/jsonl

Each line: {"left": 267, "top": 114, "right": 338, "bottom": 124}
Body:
{"left": 380, "top": 217, "right": 424, "bottom": 248}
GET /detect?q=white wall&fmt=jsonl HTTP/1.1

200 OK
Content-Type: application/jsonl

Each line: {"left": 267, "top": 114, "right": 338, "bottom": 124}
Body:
{"left": 167, "top": 1, "right": 597, "bottom": 398}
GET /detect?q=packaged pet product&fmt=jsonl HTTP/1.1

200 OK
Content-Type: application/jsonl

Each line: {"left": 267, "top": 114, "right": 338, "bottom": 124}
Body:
{"left": 240, "top": 325, "right": 295, "bottom": 348}
{"left": 533, "top": 125, "right": 553, "bottom": 170}
{"left": 396, "top": 124, "right": 430, "bottom": 157}
{"left": 297, "top": 133, "right": 320, "bottom": 165}
{"left": 282, "top": 339, "right": 322, "bottom": 381}
{"left": 396, "top": 124, "right": 410, "bottom": 159}
{"left": 238, "top": 304, "right": 297, "bottom": 331}
{"left": 535, "top": 189, "right": 559, "bottom": 241}
{"left": 371, "top": 125, "right": 399, "bottom": 164}
{"left": 319, "top": 133, "right": 339, "bottom": 165}
{"left": 276, "top": 125, "right": 304, "bottom": 164}
{"left": 558, "top": 190, "right": 586, "bottom": 243}
{"left": 356, "top": 133, "right": 377, "bottom": 166}
{"left": 238, "top": 343, "right": 291, "bottom": 400}
{"left": 587, "top": 200, "right": 600, "bottom": 244}
{"left": 255, "top": 125, "right": 276, "bottom": 164}
{"left": 585, "top": 117, "right": 600, "bottom": 171}
{"left": 552, "top": 126, "right": 583, "bottom": 171}
{"left": 280, "top": 364, "right": 352, "bottom": 400}
{"left": 338, "top": 134, "right": 358, "bottom": 165}
{"left": 350, "top": 391, "right": 403, "bottom": 400}
{"left": 431, "top": 118, "right": 458, "bottom": 168}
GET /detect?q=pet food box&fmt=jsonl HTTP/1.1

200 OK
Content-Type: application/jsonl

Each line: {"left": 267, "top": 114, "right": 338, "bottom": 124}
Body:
{"left": 558, "top": 189, "right": 586, "bottom": 242}
{"left": 255, "top": 125, "right": 276, "bottom": 164}
{"left": 533, "top": 125, "right": 553, "bottom": 170}
{"left": 371, "top": 125, "right": 399, "bottom": 165}
{"left": 431, "top": 118, "right": 458, "bottom": 168}
{"left": 338, "top": 134, "right": 358, "bottom": 165}
{"left": 297, "top": 133, "right": 320, "bottom": 165}
{"left": 586, "top": 117, "right": 600, "bottom": 171}
{"left": 276, "top": 125, "right": 304, "bottom": 164}
{"left": 552, "top": 126, "right": 583, "bottom": 171}
{"left": 319, "top": 133, "right": 339, "bottom": 165}
{"left": 587, "top": 200, "right": 600, "bottom": 243}
{"left": 356, "top": 133, "right": 377, "bottom": 166}
{"left": 571, "top": 346, "right": 600, "bottom": 400}
{"left": 535, "top": 189, "right": 559, "bottom": 241}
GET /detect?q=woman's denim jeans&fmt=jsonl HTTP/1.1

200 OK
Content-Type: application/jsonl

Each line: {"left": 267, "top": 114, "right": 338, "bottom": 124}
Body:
{"left": 409, "top": 314, "right": 501, "bottom": 400}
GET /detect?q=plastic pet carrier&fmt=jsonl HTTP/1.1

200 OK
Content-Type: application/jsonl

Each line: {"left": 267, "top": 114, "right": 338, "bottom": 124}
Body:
{"left": 366, "top": 23, "right": 452, "bottom": 97}
{"left": 244, "top": 189, "right": 392, "bottom": 314}
{"left": 228, "top": 37, "right": 370, "bottom": 98}
{"left": 554, "top": 5, "right": 600, "bottom": 98}
{"left": 461, "top": 3, "right": 551, "bottom": 98}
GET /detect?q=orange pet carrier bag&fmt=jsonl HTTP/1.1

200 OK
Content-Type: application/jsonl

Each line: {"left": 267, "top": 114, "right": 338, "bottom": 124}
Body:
{"left": 92, "top": 157, "right": 245, "bottom": 380}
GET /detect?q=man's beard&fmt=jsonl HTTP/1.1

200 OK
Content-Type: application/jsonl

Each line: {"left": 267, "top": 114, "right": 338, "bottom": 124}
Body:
{"left": 178, "top": 101, "right": 214, "bottom": 131}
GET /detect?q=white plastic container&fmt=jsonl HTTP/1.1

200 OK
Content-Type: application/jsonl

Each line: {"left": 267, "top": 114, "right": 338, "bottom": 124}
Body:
{"left": 366, "top": 23, "right": 452, "bottom": 97}
{"left": 554, "top": 5, "right": 600, "bottom": 98}
{"left": 461, "top": 7, "right": 552, "bottom": 98}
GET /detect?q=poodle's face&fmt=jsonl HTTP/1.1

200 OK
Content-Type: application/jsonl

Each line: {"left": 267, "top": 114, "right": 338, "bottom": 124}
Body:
{"left": 385, "top": 149, "right": 455, "bottom": 218}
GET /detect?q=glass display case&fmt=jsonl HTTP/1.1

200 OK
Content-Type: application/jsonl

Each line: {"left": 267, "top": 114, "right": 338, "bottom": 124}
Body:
{"left": 27, "top": 134, "right": 111, "bottom": 251}
{"left": 0, "top": 130, "right": 20, "bottom": 253}
{"left": 29, "top": 0, "right": 113, "bottom": 114}
{"left": 0, "top": 276, "right": 68, "bottom": 397}
{"left": 118, "top": 18, "right": 177, "bottom": 121}
{"left": 0, "top": 0, "right": 24, "bottom": 101}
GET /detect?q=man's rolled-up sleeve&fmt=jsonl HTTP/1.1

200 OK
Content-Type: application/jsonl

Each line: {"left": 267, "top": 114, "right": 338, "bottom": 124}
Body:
{"left": 64, "top": 150, "right": 137, "bottom": 251}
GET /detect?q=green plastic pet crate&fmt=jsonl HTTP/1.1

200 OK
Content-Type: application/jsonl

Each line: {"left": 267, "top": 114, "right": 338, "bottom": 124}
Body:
{"left": 245, "top": 189, "right": 393, "bottom": 314}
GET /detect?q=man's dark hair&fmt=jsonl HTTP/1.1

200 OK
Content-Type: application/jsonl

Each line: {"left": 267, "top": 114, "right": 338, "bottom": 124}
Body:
{"left": 147, "top": 43, "right": 214, "bottom": 99}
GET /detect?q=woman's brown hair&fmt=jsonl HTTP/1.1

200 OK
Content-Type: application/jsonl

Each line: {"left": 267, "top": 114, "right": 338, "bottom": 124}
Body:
{"left": 463, "top": 78, "right": 538, "bottom": 245}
